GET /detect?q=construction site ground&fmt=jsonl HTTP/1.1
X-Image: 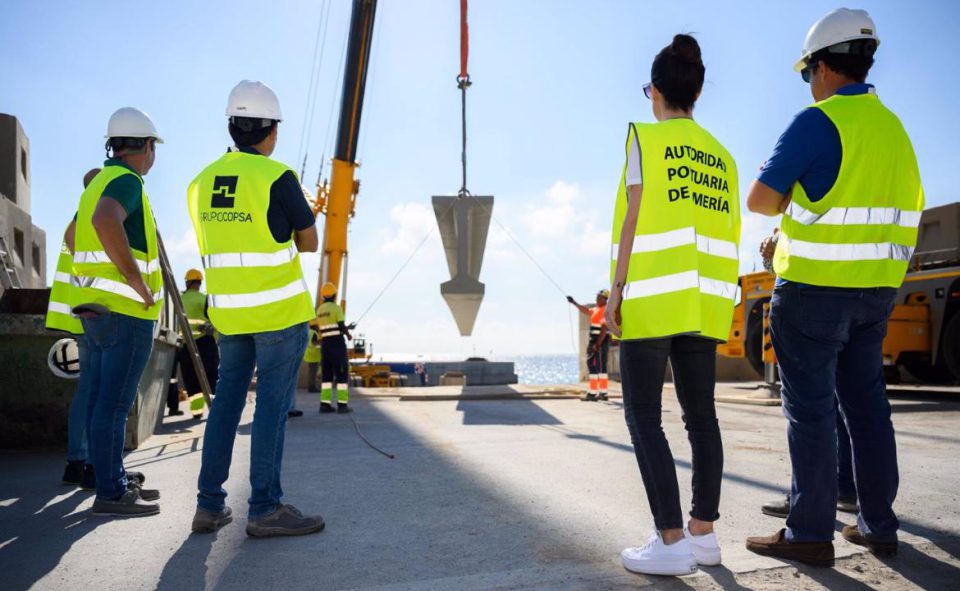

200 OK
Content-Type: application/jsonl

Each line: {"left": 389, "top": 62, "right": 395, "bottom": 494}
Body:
{"left": 2, "top": 382, "right": 958, "bottom": 590}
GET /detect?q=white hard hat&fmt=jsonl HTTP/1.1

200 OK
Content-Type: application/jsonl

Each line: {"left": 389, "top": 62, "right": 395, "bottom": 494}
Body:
{"left": 226, "top": 80, "right": 283, "bottom": 121}
{"left": 48, "top": 337, "right": 81, "bottom": 379}
{"left": 794, "top": 8, "right": 880, "bottom": 72}
{"left": 105, "top": 107, "right": 163, "bottom": 143}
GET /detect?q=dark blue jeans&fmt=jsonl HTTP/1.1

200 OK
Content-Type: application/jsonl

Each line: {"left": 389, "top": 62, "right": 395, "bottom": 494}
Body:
{"left": 81, "top": 313, "right": 155, "bottom": 500}
{"left": 770, "top": 282, "right": 899, "bottom": 542}
{"left": 66, "top": 337, "right": 92, "bottom": 462}
{"left": 620, "top": 336, "right": 723, "bottom": 531}
{"left": 197, "top": 322, "right": 307, "bottom": 518}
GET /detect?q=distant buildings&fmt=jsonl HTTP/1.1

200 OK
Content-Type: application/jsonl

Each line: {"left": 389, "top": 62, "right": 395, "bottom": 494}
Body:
{"left": 0, "top": 113, "right": 46, "bottom": 294}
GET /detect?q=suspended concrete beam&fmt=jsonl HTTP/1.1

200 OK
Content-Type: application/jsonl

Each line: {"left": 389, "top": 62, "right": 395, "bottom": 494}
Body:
{"left": 433, "top": 195, "right": 493, "bottom": 336}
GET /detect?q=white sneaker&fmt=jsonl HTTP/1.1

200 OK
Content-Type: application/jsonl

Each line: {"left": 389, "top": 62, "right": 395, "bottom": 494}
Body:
{"left": 621, "top": 531, "right": 698, "bottom": 576}
{"left": 684, "top": 526, "right": 722, "bottom": 566}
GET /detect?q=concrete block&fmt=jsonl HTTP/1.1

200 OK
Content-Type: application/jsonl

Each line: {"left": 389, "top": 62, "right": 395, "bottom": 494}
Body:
{"left": 433, "top": 195, "right": 493, "bottom": 336}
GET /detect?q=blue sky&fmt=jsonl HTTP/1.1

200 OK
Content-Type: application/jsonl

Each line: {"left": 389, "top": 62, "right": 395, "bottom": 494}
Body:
{"left": 2, "top": 0, "right": 957, "bottom": 356}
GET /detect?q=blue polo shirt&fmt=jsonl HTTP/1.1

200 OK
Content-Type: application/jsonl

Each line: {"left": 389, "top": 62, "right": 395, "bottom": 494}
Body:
{"left": 758, "top": 83, "right": 875, "bottom": 201}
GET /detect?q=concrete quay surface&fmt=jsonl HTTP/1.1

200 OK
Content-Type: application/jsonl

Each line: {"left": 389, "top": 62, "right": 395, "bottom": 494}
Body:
{"left": 1, "top": 383, "right": 958, "bottom": 590}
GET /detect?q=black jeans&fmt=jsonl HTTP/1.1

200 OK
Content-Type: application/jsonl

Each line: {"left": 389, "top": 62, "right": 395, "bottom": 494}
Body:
{"left": 620, "top": 335, "right": 723, "bottom": 530}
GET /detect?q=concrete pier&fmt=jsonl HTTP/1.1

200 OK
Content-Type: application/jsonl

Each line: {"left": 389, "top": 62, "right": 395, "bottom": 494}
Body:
{"left": 1, "top": 384, "right": 958, "bottom": 590}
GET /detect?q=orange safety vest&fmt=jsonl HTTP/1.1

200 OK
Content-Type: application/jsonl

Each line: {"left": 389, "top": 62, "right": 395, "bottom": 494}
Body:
{"left": 589, "top": 305, "right": 606, "bottom": 340}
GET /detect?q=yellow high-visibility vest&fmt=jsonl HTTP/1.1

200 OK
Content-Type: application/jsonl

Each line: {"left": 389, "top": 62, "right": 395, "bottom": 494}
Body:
{"left": 73, "top": 166, "right": 162, "bottom": 321}
{"left": 611, "top": 118, "right": 741, "bottom": 341}
{"left": 774, "top": 92, "right": 924, "bottom": 287}
{"left": 45, "top": 242, "right": 84, "bottom": 334}
{"left": 187, "top": 151, "right": 314, "bottom": 335}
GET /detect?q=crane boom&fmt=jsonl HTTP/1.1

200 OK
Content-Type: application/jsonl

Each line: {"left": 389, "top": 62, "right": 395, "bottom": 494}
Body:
{"left": 315, "top": 0, "right": 378, "bottom": 312}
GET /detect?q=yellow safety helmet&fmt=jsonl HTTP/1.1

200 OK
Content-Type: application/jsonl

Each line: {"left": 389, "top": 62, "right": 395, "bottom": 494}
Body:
{"left": 597, "top": 288, "right": 610, "bottom": 299}
{"left": 320, "top": 282, "right": 337, "bottom": 299}
{"left": 185, "top": 269, "right": 203, "bottom": 282}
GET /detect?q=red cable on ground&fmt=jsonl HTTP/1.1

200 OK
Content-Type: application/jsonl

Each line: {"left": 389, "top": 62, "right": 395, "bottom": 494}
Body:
{"left": 459, "top": 0, "right": 469, "bottom": 80}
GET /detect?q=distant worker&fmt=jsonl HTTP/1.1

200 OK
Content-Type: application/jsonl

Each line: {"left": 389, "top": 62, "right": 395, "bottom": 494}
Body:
{"left": 745, "top": 9, "right": 923, "bottom": 565}
{"left": 72, "top": 108, "right": 164, "bottom": 516}
{"left": 315, "top": 282, "right": 353, "bottom": 414}
{"left": 566, "top": 289, "right": 611, "bottom": 400}
{"left": 287, "top": 327, "right": 321, "bottom": 418}
{"left": 46, "top": 168, "right": 97, "bottom": 486}
{"left": 189, "top": 80, "right": 323, "bottom": 537}
{"left": 608, "top": 35, "right": 740, "bottom": 576}
{"left": 175, "top": 268, "right": 219, "bottom": 419}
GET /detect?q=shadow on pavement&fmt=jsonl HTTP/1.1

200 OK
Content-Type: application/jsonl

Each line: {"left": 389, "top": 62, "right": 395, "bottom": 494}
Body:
{"left": 0, "top": 456, "right": 101, "bottom": 591}
{"left": 455, "top": 398, "right": 563, "bottom": 425}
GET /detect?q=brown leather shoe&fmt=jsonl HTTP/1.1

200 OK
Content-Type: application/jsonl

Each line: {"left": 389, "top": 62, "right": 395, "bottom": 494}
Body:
{"left": 841, "top": 524, "right": 898, "bottom": 556}
{"left": 746, "top": 528, "right": 835, "bottom": 567}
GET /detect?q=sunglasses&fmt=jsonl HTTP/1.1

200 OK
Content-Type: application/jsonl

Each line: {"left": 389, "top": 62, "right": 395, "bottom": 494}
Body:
{"left": 800, "top": 61, "right": 820, "bottom": 84}
{"left": 643, "top": 82, "right": 653, "bottom": 99}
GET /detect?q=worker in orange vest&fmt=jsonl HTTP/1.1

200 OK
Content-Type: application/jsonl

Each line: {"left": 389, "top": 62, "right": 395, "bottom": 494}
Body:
{"left": 567, "top": 289, "right": 611, "bottom": 400}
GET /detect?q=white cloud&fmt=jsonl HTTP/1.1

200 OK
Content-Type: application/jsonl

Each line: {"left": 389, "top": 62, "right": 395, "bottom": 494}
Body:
{"left": 380, "top": 202, "right": 441, "bottom": 257}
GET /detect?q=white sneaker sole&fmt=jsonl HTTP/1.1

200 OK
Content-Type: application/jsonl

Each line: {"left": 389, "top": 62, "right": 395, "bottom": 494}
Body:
{"left": 691, "top": 546, "right": 722, "bottom": 566}
{"left": 621, "top": 553, "right": 698, "bottom": 576}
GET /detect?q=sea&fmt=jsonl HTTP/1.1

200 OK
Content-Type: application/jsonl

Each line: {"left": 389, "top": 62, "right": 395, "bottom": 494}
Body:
{"left": 370, "top": 353, "right": 579, "bottom": 385}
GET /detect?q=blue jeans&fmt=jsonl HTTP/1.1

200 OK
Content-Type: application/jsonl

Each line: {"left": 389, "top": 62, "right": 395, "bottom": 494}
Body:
{"left": 66, "top": 337, "right": 92, "bottom": 462}
{"left": 770, "top": 282, "right": 899, "bottom": 542}
{"left": 197, "top": 322, "right": 307, "bottom": 518}
{"left": 81, "top": 313, "right": 155, "bottom": 500}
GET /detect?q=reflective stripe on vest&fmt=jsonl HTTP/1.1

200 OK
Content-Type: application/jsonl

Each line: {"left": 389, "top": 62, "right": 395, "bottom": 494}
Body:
{"left": 73, "top": 250, "right": 160, "bottom": 275}
{"left": 611, "top": 227, "right": 738, "bottom": 261}
{"left": 188, "top": 151, "right": 315, "bottom": 335}
{"left": 610, "top": 119, "right": 740, "bottom": 341}
{"left": 72, "top": 165, "right": 162, "bottom": 321}
{"left": 773, "top": 93, "right": 924, "bottom": 288}
{"left": 319, "top": 323, "right": 340, "bottom": 338}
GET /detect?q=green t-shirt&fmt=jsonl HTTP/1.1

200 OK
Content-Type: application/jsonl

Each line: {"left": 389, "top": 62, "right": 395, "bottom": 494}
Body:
{"left": 99, "top": 159, "right": 147, "bottom": 253}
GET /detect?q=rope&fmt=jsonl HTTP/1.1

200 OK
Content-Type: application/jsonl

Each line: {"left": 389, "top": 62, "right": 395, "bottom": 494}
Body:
{"left": 456, "top": 0, "right": 471, "bottom": 196}
{"left": 351, "top": 198, "right": 458, "bottom": 326}
{"left": 296, "top": 0, "right": 331, "bottom": 178}
{"left": 349, "top": 414, "right": 395, "bottom": 459}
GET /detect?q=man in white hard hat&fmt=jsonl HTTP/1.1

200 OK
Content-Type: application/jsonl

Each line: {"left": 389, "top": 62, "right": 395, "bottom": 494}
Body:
{"left": 71, "top": 107, "right": 164, "bottom": 516}
{"left": 745, "top": 9, "right": 923, "bottom": 565}
{"left": 188, "top": 80, "right": 323, "bottom": 537}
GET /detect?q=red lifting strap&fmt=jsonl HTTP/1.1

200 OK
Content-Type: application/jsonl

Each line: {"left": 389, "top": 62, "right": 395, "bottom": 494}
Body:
{"left": 459, "top": 0, "right": 469, "bottom": 80}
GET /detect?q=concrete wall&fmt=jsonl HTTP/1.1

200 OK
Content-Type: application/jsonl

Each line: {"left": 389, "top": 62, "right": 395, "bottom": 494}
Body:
{"left": 0, "top": 114, "right": 45, "bottom": 292}
{"left": 0, "top": 114, "right": 31, "bottom": 213}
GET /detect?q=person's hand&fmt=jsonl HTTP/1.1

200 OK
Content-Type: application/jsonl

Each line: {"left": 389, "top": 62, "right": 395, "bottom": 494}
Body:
{"left": 347, "top": 334, "right": 353, "bottom": 342}
{"left": 605, "top": 288, "right": 622, "bottom": 338}
{"left": 347, "top": 322, "right": 357, "bottom": 330}
{"left": 128, "top": 275, "right": 155, "bottom": 308}
{"left": 566, "top": 295, "right": 575, "bottom": 304}
{"left": 760, "top": 228, "right": 780, "bottom": 260}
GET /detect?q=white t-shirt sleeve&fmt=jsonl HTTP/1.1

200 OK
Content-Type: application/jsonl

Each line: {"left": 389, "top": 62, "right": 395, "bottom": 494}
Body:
{"left": 625, "top": 125, "right": 642, "bottom": 187}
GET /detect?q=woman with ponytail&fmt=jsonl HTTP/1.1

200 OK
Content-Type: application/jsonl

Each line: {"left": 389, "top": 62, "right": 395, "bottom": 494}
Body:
{"left": 606, "top": 34, "right": 740, "bottom": 576}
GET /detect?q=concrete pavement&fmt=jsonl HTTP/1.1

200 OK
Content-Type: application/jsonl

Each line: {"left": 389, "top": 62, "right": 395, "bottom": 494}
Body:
{"left": 1, "top": 384, "right": 959, "bottom": 590}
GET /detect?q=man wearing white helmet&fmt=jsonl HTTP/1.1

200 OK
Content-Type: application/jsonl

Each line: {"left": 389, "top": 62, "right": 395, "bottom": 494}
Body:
{"left": 745, "top": 9, "right": 923, "bottom": 565}
{"left": 71, "top": 107, "right": 164, "bottom": 516}
{"left": 188, "top": 80, "right": 322, "bottom": 537}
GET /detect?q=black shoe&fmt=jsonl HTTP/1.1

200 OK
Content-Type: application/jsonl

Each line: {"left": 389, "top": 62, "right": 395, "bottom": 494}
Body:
{"left": 761, "top": 495, "right": 790, "bottom": 518}
{"left": 62, "top": 460, "right": 85, "bottom": 486}
{"left": 320, "top": 403, "right": 335, "bottom": 414}
{"left": 79, "top": 464, "right": 96, "bottom": 491}
{"left": 597, "top": 393, "right": 609, "bottom": 401}
{"left": 337, "top": 404, "right": 352, "bottom": 414}
{"left": 128, "top": 481, "right": 160, "bottom": 501}
{"left": 168, "top": 409, "right": 184, "bottom": 417}
{"left": 837, "top": 495, "right": 858, "bottom": 514}
{"left": 91, "top": 489, "right": 159, "bottom": 518}
{"left": 580, "top": 393, "right": 598, "bottom": 402}
{"left": 288, "top": 409, "right": 304, "bottom": 418}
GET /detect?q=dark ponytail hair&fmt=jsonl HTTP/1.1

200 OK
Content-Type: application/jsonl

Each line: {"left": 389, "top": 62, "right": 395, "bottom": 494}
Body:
{"left": 651, "top": 34, "right": 705, "bottom": 112}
